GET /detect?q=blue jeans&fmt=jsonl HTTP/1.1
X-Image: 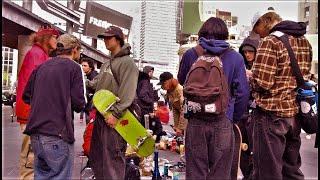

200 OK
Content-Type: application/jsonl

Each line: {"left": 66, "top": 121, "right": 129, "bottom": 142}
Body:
{"left": 30, "top": 134, "right": 74, "bottom": 180}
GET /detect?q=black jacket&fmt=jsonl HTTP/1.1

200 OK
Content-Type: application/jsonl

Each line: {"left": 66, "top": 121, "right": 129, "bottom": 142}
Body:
{"left": 23, "top": 57, "right": 86, "bottom": 144}
{"left": 84, "top": 70, "right": 98, "bottom": 111}
{"left": 136, "top": 71, "right": 159, "bottom": 115}
{"left": 239, "top": 37, "right": 260, "bottom": 70}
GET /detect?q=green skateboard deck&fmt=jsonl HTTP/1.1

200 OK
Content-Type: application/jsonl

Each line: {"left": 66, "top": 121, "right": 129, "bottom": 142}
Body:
{"left": 93, "top": 89, "right": 155, "bottom": 157}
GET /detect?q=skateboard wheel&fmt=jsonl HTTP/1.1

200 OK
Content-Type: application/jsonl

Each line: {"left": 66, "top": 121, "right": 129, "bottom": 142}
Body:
{"left": 241, "top": 143, "right": 248, "bottom": 151}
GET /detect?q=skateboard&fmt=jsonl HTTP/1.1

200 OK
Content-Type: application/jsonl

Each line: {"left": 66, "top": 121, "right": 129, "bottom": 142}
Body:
{"left": 92, "top": 89, "right": 155, "bottom": 157}
{"left": 231, "top": 124, "right": 248, "bottom": 180}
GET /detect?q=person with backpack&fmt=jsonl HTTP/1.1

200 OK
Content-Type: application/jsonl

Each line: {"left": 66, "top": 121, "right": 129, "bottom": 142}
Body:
{"left": 249, "top": 11, "right": 312, "bottom": 180}
{"left": 158, "top": 72, "right": 187, "bottom": 137}
{"left": 237, "top": 35, "right": 260, "bottom": 179}
{"left": 86, "top": 26, "right": 139, "bottom": 179}
{"left": 178, "top": 17, "right": 249, "bottom": 180}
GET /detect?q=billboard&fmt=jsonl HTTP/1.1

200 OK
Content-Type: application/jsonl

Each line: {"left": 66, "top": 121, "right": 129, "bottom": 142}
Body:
{"left": 84, "top": 2, "right": 133, "bottom": 39}
{"left": 182, "top": 0, "right": 203, "bottom": 35}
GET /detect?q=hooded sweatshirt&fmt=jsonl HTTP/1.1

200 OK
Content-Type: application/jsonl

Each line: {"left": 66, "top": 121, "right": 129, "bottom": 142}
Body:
{"left": 178, "top": 37, "right": 250, "bottom": 123}
{"left": 87, "top": 44, "right": 139, "bottom": 119}
{"left": 137, "top": 71, "right": 158, "bottom": 115}
{"left": 239, "top": 37, "right": 260, "bottom": 70}
{"left": 252, "top": 21, "right": 312, "bottom": 117}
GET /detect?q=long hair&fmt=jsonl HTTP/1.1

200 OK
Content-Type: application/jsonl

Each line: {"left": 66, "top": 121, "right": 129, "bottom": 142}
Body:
{"left": 255, "top": 12, "right": 282, "bottom": 33}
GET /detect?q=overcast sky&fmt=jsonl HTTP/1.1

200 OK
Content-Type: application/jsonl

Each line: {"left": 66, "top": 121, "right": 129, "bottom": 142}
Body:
{"left": 96, "top": 1, "right": 300, "bottom": 26}
{"left": 12, "top": 1, "right": 301, "bottom": 28}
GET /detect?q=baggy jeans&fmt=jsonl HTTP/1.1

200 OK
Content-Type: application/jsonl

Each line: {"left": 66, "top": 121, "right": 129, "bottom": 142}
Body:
{"left": 250, "top": 107, "right": 304, "bottom": 180}
{"left": 89, "top": 113, "right": 127, "bottom": 180}
{"left": 185, "top": 115, "right": 234, "bottom": 180}
{"left": 30, "top": 134, "right": 74, "bottom": 180}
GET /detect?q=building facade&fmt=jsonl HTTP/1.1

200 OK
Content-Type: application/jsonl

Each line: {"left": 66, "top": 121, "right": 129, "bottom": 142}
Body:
{"left": 140, "top": 0, "right": 180, "bottom": 78}
{"left": 298, "top": 0, "right": 318, "bottom": 34}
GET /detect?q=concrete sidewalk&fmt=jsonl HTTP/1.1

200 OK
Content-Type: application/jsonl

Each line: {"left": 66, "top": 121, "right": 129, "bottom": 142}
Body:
{"left": 2, "top": 105, "right": 318, "bottom": 179}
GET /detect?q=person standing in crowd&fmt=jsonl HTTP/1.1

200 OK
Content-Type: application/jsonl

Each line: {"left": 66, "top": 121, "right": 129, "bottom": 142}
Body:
{"left": 22, "top": 34, "right": 86, "bottom": 179}
{"left": 15, "top": 24, "right": 59, "bottom": 180}
{"left": 250, "top": 11, "right": 312, "bottom": 179}
{"left": 178, "top": 17, "right": 249, "bottom": 179}
{"left": 137, "top": 66, "right": 159, "bottom": 124}
{"left": 238, "top": 35, "right": 260, "bottom": 179}
{"left": 158, "top": 72, "right": 186, "bottom": 136}
{"left": 136, "top": 66, "right": 163, "bottom": 141}
{"left": 80, "top": 58, "right": 98, "bottom": 124}
{"left": 86, "top": 26, "right": 139, "bottom": 179}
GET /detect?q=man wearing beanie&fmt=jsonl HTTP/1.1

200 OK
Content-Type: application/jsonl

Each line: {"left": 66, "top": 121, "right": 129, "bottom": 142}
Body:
{"left": 23, "top": 34, "right": 86, "bottom": 179}
{"left": 250, "top": 11, "right": 312, "bottom": 179}
{"left": 87, "top": 26, "right": 139, "bottom": 179}
{"left": 15, "top": 23, "right": 59, "bottom": 180}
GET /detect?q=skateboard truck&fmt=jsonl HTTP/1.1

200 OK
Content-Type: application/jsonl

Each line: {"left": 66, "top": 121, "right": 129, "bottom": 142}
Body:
{"left": 103, "top": 97, "right": 120, "bottom": 113}
{"left": 135, "top": 136, "right": 148, "bottom": 150}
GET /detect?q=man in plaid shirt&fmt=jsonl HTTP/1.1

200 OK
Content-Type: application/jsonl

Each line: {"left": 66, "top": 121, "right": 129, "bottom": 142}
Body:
{"left": 250, "top": 11, "right": 312, "bottom": 179}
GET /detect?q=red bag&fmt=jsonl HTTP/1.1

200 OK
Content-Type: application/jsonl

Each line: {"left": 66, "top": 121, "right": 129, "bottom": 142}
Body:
{"left": 82, "top": 109, "right": 96, "bottom": 156}
{"left": 156, "top": 106, "right": 169, "bottom": 124}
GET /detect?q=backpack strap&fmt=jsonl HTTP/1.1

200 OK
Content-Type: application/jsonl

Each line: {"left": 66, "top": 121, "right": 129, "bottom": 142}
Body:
{"left": 194, "top": 45, "right": 205, "bottom": 56}
{"left": 109, "top": 59, "right": 120, "bottom": 86}
{"left": 271, "top": 31, "right": 307, "bottom": 89}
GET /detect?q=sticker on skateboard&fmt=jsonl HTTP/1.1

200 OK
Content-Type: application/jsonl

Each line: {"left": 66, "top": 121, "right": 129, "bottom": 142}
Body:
{"left": 93, "top": 89, "right": 155, "bottom": 157}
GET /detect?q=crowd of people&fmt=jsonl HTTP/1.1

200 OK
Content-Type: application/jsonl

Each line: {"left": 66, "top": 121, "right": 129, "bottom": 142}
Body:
{"left": 14, "top": 8, "right": 316, "bottom": 180}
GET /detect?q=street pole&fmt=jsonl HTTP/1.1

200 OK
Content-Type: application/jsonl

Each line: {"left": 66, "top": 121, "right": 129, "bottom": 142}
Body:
{"left": 22, "top": 0, "right": 33, "bottom": 11}
{"left": 66, "top": 0, "right": 75, "bottom": 34}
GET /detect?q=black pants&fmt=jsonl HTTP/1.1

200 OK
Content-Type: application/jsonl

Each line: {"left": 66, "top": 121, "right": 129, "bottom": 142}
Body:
{"left": 237, "top": 111, "right": 254, "bottom": 180}
{"left": 185, "top": 115, "right": 234, "bottom": 180}
{"left": 89, "top": 113, "right": 127, "bottom": 180}
{"left": 250, "top": 107, "right": 304, "bottom": 180}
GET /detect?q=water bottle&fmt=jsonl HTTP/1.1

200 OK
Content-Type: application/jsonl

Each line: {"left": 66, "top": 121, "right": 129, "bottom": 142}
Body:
{"left": 152, "top": 151, "right": 162, "bottom": 180}
{"left": 144, "top": 114, "right": 150, "bottom": 129}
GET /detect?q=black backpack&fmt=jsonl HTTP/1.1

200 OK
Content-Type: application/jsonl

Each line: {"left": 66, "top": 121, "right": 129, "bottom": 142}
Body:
{"left": 183, "top": 45, "right": 229, "bottom": 118}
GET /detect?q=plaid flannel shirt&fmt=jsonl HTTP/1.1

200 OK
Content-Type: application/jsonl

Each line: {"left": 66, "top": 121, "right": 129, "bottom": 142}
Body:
{"left": 252, "top": 35, "right": 312, "bottom": 117}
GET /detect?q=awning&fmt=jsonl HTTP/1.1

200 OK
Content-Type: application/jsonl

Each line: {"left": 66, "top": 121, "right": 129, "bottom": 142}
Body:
{"left": 2, "top": 0, "right": 110, "bottom": 64}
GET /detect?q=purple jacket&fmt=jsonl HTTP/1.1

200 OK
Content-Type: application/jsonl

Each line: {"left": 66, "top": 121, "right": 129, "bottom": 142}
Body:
{"left": 178, "top": 38, "right": 250, "bottom": 122}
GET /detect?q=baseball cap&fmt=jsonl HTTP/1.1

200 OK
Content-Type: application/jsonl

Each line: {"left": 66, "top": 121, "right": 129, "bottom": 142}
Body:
{"left": 157, "top": 72, "right": 173, "bottom": 85}
{"left": 97, "top": 26, "right": 124, "bottom": 40}
{"left": 56, "top": 34, "right": 81, "bottom": 50}
{"left": 36, "top": 24, "right": 60, "bottom": 37}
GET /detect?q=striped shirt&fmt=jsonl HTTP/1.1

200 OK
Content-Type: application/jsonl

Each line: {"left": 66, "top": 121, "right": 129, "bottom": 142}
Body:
{"left": 251, "top": 34, "right": 312, "bottom": 117}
